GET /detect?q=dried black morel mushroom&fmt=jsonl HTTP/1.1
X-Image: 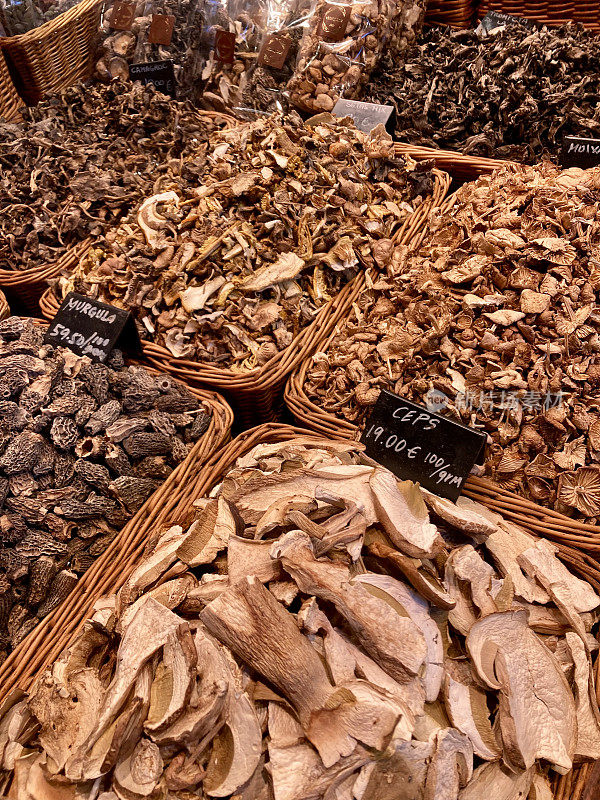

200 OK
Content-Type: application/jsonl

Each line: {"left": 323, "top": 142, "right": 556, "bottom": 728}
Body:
{"left": 367, "top": 22, "right": 600, "bottom": 163}
{"left": 304, "top": 163, "right": 600, "bottom": 521}
{"left": 0, "top": 81, "right": 230, "bottom": 274}
{"left": 59, "top": 115, "right": 435, "bottom": 369}
{"left": 0, "top": 318, "right": 212, "bottom": 660}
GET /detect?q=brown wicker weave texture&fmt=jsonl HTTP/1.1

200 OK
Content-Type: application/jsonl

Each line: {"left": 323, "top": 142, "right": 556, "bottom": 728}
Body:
{"left": 425, "top": 0, "right": 476, "bottom": 28}
{"left": 0, "top": 420, "right": 597, "bottom": 800}
{"left": 0, "top": 0, "right": 104, "bottom": 105}
{"left": 0, "top": 47, "right": 22, "bottom": 121}
{"left": 0, "top": 334, "right": 233, "bottom": 702}
{"left": 0, "top": 289, "right": 10, "bottom": 320}
{"left": 40, "top": 168, "right": 451, "bottom": 425}
{"left": 477, "top": 1, "right": 600, "bottom": 31}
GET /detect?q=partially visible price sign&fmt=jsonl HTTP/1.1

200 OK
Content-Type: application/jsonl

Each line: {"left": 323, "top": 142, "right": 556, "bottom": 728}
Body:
{"left": 333, "top": 98, "right": 395, "bottom": 134}
{"left": 477, "top": 10, "right": 536, "bottom": 33}
{"left": 44, "top": 292, "right": 141, "bottom": 364}
{"left": 130, "top": 60, "right": 176, "bottom": 97}
{"left": 361, "top": 390, "right": 486, "bottom": 501}
{"left": 215, "top": 29, "right": 236, "bottom": 63}
{"left": 109, "top": 0, "right": 135, "bottom": 30}
{"left": 560, "top": 135, "right": 600, "bottom": 169}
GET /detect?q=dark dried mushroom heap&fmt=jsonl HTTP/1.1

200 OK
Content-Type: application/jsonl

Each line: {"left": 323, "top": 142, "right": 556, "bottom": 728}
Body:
{"left": 304, "top": 163, "right": 600, "bottom": 520}
{"left": 60, "top": 116, "right": 435, "bottom": 368}
{"left": 0, "top": 318, "right": 212, "bottom": 658}
{"left": 367, "top": 21, "right": 600, "bottom": 163}
{"left": 1, "top": 439, "right": 598, "bottom": 798}
{"left": 0, "top": 81, "right": 230, "bottom": 273}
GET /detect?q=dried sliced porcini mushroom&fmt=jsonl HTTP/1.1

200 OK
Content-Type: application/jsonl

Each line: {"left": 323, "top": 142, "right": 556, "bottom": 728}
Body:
{"left": 467, "top": 611, "right": 576, "bottom": 773}
{"left": 2, "top": 438, "right": 598, "bottom": 797}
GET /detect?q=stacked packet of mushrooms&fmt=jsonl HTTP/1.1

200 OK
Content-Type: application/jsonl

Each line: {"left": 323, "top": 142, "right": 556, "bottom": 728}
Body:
{"left": 301, "top": 162, "right": 600, "bottom": 523}
{"left": 0, "top": 437, "right": 597, "bottom": 798}
{"left": 0, "top": 317, "right": 215, "bottom": 662}
{"left": 52, "top": 115, "right": 435, "bottom": 370}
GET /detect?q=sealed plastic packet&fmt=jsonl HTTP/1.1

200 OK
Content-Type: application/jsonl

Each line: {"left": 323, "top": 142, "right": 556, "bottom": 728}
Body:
{"left": 286, "top": 0, "right": 393, "bottom": 113}
{"left": 198, "top": 0, "right": 266, "bottom": 112}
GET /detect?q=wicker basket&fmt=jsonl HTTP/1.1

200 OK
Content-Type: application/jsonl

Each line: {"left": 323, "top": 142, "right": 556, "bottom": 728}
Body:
{"left": 0, "top": 420, "right": 596, "bottom": 800}
{"left": 0, "top": 289, "right": 9, "bottom": 320}
{"left": 40, "top": 168, "right": 451, "bottom": 424}
{"left": 0, "top": 0, "right": 104, "bottom": 105}
{"left": 395, "top": 142, "right": 513, "bottom": 180}
{"left": 0, "top": 323, "right": 233, "bottom": 699}
{"left": 0, "top": 47, "right": 22, "bottom": 121}
{"left": 425, "top": 0, "right": 476, "bottom": 28}
{"left": 0, "top": 238, "right": 91, "bottom": 314}
{"left": 476, "top": 1, "right": 600, "bottom": 31}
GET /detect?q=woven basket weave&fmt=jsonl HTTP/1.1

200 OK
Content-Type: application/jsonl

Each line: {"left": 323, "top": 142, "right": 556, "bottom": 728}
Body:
{"left": 0, "top": 421, "right": 596, "bottom": 799}
{"left": 395, "top": 142, "right": 513, "bottom": 180}
{"left": 40, "top": 168, "right": 451, "bottom": 424}
{"left": 0, "top": 321, "right": 233, "bottom": 699}
{"left": 0, "top": 0, "right": 103, "bottom": 105}
{"left": 477, "top": 1, "right": 600, "bottom": 31}
{"left": 0, "top": 47, "right": 21, "bottom": 121}
{"left": 425, "top": 0, "right": 476, "bottom": 28}
{"left": 0, "top": 289, "right": 9, "bottom": 320}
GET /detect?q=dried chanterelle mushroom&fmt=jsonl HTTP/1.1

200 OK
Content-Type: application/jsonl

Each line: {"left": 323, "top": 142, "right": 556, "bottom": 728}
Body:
{"left": 0, "top": 81, "right": 231, "bottom": 274}
{"left": 0, "top": 318, "right": 213, "bottom": 661}
{"left": 304, "top": 162, "right": 600, "bottom": 521}
{"left": 56, "top": 115, "right": 434, "bottom": 368}
{"left": 1, "top": 437, "right": 598, "bottom": 799}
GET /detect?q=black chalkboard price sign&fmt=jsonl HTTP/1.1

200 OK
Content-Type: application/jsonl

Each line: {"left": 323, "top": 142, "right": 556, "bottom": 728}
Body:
{"left": 129, "top": 60, "right": 176, "bottom": 97}
{"left": 333, "top": 98, "right": 395, "bottom": 135}
{"left": 560, "top": 136, "right": 600, "bottom": 169}
{"left": 477, "top": 10, "right": 535, "bottom": 33}
{"left": 44, "top": 292, "right": 142, "bottom": 364}
{"left": 360, "top": 390, "right": 486, "bottom": 502}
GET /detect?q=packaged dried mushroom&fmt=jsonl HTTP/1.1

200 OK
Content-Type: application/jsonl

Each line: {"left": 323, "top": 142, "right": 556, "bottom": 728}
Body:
{"left": 0, "top": 0, "right": 79, "bottom": 35}
{"left": 56, "top": 115, "right": 435, "bottom": 369}
{"left": 0, "top": 317, "right": 213, "bottom": 661}
{"left": 302, "top": 163, "right": 600, "bottom": 522}
{"left": 367, "top": 21, "right": 600, "bottom": 163}
{"left": 1, "top": 437, "right": 598, "bottom": 798}
{"left": 0, "top": 81, "right": 231, "bottom": 274}
{"left": 287, "top": 0, "right": 395, "bottom": 112}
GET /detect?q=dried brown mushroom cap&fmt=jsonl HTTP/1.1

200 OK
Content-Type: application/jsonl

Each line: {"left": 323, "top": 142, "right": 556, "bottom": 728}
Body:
{"left": 63, "top": 115, "right": 436, "bottom": 370}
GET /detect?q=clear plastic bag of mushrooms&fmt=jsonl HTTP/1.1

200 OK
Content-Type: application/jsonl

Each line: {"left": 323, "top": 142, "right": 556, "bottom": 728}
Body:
{"left": 1, "top": 437, "right": 598, "bottom": 799}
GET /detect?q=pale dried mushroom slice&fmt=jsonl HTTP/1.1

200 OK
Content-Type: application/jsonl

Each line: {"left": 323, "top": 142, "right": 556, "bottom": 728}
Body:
{"left": 564, "top": 632, "right": 600, "bottom": 760}
{"left": 458, "top": 762, "right": 534, "bottom": 800}
{"left": 424, "top": 728, "right": 473, "bottom": 800}
{"left": 484, "top": 524, "right": 550, "bottom": 605}
{"left": 423, "top": 492, "right": 499, "bottom": 537}
{"left": 369, "top": 471, "right": 443, "bottom": 558}
{"left": 443, "top": 660, "right": 500, "bottom": 761}
{"left": 353, "top": 573, "right": 443, "bottom": 702}
{"left": 273, "top": 531, "right": 427, "bottom": 682}
{"left": 466, "top": 610, "right": 576, "bottom": 773}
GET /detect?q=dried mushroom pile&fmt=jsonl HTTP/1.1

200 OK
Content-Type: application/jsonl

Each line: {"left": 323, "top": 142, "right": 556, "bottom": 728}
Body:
{"left": 1, "top": 438, "right": 599, "bottom": 799}
{"left": 304, "top": 163, "right": 600, "bottom": 521}
{"left": 59, "top": 116, "right": 434, "bottom": 368}
{"left": 0, "top": 318, "right": 212, "bottom": 659}
{"left": 0, "top": 81, "right": 230, "bottom": 274}
{"left": 367, "top": 21, "right": 600, "bottom": 163}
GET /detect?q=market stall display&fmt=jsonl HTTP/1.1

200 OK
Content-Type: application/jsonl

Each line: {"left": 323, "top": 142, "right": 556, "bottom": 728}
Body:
{"left": 367, "top": 20, "right": 600, "bottom": 164}
{"left": 0, "top": 317, "right": 233, "bottom": 661}
{"left": 0, "top": 80, "right": 234, "bottom": 309}
{"left": 287, "top": 162, "right": 600, "bottom": 524}
{"left": 42, "top": 115, "right": 448, "bottom": 420}
{"left": 0, "top": 433, "right": 598, "bottom": 798}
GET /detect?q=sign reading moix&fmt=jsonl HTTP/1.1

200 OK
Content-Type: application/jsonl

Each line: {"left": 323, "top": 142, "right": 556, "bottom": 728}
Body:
{"left": 360, "top": 390, "right": 487, "bottom": 501}
{"left": 45, "top": 292, "right": 142, "bottom": 363}
{"left": 560, "top": 135, "right": 600, "bottom": 169}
